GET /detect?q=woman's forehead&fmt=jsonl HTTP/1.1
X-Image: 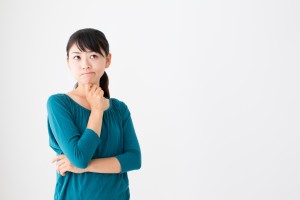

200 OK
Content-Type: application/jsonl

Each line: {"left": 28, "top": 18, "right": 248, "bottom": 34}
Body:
{"left": 69, "top": 43, "right": 91, "bottom": 52}
{"left": 69, "top": 43, "right": 105, "bottom": 55}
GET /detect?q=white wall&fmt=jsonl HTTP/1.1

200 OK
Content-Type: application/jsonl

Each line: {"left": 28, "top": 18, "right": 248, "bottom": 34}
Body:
{"left": 0, "top": 0, "right": 299, "bottom": 199}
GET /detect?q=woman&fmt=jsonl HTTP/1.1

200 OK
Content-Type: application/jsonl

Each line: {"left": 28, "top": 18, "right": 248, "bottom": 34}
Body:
{"left": 47, "top": 28, "right": 141, "bottom": 200}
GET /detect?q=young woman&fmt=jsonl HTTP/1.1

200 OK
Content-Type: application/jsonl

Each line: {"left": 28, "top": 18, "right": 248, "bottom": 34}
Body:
{"left": 47, "top": 28, "right": 141, "bottom": 200}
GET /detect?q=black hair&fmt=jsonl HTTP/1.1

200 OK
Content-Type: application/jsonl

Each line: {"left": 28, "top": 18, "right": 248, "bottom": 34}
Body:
{"left": 66, "top": 28, "right": 110, "bottom": 98}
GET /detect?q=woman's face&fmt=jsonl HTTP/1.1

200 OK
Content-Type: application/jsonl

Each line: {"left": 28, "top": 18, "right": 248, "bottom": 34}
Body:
{"left": 67, "top": 43, "right": 111, "bottom": 85}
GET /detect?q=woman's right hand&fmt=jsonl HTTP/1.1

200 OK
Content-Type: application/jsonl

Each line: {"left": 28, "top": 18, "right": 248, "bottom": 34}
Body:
{"left": 84, "top": 83, "right": 107, "bottom": 112}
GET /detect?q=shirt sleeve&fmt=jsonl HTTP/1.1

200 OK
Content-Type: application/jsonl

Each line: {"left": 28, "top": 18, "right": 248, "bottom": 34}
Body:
{"left": 47, "top": 95, "right": 101, "bottom": 168}
{"left": 115, "top": 103, "right": 142, "bottom": 173}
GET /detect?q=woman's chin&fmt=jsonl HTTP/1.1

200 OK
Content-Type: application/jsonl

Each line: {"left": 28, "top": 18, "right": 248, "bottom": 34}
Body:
{"left": 79, "top": 79, "right": 98, "bottom": 85}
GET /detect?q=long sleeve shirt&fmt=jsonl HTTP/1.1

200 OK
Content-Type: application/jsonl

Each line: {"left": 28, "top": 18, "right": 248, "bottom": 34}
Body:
{"left": 47, "top": 93, "right": 141, "bottom": 200}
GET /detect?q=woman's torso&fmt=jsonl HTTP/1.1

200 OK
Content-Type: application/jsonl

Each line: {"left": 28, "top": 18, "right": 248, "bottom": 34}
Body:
{"left": 48, "top": 94, "right": 130, "bottom": 200}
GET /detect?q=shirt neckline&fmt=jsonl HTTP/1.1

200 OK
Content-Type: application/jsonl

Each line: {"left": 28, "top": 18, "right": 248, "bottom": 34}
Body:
{"left": 63, "top": 93, "right": 112, "bottom": 113}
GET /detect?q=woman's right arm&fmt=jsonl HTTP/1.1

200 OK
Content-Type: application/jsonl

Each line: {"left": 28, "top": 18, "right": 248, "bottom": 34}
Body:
{"left": 85, "top": 84, "right": 108, "bottom": 136}
{"left": 47, "top": 84, "right": 106, "bottom": 169}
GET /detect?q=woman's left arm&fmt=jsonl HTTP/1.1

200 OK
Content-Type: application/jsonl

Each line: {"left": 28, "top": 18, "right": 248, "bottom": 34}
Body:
{"left": 114, "top": 103, "right": 142, "bottom": 173}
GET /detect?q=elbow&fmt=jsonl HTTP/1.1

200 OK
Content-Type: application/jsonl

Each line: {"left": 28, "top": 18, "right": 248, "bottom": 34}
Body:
{"left": 137, "top": 152, "right": 142, "bottom": 170}
{"left": 133, "top": 150, "right": 142, "bottom": 170}
{"left": 69, "top": 151, "right": 90, "bottom": 169}
{"left": 73, "top": 160, "right": 89, "bottom": 169}
{"left": 117, "top": 149, "right": 142, "bottom": 173}
{"left": 135, "top": 161, "right": 142, "bottom": 170}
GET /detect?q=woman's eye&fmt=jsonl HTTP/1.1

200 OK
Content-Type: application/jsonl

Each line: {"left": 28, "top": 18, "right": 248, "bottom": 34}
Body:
{"left": 73, "top": 56, "right": 80, "bottom": 60}
{"left": 90, "top": 55, "right": 97, "bottom": 59}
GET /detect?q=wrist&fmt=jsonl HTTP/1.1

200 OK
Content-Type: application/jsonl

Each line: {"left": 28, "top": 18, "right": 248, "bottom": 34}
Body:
{"left": 91, "top": 108, "right": 104, "bottom": 114}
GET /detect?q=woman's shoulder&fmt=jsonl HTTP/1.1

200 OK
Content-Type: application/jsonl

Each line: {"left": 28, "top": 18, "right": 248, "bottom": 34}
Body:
{"left": 47, "top": 93, "right": 68, "bottom": 102}
{"left": 110, "top": 97, "right": 126, "bottom": 107}
{"left": 109, "top": 97, "right": 130, "bottom": 113}
{"left": 46, "top": 93, "right": 70, "bottom": 109}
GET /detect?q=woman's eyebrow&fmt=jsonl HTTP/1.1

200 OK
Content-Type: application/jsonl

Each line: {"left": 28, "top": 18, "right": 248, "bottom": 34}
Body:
{"left": 71, "top": 51, "right": 95, "bottom": 54}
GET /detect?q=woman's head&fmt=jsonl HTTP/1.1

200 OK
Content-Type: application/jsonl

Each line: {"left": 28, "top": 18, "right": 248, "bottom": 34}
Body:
{"left": 66, "top": 28, "right": 111, "bottom": 98}
{"left": 66, "top": 28, "right": 109, "bottom": 57}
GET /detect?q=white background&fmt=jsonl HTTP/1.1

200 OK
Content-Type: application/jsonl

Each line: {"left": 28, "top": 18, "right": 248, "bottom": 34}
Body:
{"left": 0, "top": 0, "right": 299, "bottom": 199}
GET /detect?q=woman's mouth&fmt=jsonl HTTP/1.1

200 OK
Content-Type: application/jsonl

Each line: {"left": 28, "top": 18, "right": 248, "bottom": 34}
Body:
{"left": 81, "top": 72, "right": 95, "bottom": 76}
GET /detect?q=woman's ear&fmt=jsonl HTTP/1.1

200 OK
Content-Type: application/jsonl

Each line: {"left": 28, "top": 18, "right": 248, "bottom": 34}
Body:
{"left": 105, "top": 53, "right": 112, "bottom": 68}
{"left": 66, "top": 56, "right": 70, "bottom": 69}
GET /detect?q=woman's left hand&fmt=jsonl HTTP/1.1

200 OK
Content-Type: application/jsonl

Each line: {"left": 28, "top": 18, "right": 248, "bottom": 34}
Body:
{"left": 51, "top": 154, "right": 86, "bottom": 176}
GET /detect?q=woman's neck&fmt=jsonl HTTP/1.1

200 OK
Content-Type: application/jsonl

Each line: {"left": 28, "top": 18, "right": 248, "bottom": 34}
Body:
{"left": 73, "top": 84, "right": 86, "bottom": 97}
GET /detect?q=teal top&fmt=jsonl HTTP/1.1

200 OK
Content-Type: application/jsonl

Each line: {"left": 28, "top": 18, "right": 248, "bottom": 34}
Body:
{"left": 47, "top": 94, "right": 141, "bottom": 200}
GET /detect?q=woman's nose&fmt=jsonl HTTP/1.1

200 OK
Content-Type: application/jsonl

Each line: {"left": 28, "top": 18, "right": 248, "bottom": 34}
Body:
{"left": 81, "top": 58, "right": 91, "bottom": 69}
{"left": 81, "top": 65, "right": 90, "bottom": 69}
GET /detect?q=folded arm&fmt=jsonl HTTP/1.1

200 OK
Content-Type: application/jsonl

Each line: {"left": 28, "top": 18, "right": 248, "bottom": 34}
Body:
{"left": 52, "top": 101, "right": 141, "bottom": 175}
{"left": 47, "top": 95, "right": 103, "bottom": 168}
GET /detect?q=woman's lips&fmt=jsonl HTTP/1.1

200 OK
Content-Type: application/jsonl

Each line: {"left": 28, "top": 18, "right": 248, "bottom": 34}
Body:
{"left": 81, "top": 72, "right": 95, "bottom": 76}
